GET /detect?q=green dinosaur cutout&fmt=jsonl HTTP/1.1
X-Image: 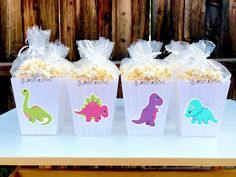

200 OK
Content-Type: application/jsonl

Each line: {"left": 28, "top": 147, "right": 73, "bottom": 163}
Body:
{"left": 21, "top": 88, "right": 52, "bottom": 125}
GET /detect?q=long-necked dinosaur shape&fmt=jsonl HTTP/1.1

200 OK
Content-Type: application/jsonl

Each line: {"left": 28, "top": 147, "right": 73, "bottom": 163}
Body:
{"left": 21, "top": 88, "right": 52, "bottom": 125}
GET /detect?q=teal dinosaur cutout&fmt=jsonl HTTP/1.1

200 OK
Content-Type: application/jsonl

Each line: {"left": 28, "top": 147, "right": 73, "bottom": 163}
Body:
{"left": 185, "top": 99, "right": 218, "bottom": 124}
{"left": 21, "top": 88, "right": 52, "bottom": 125}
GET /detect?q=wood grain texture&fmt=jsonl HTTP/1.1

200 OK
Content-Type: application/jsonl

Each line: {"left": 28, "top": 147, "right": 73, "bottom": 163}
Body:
{"left": 190, "top": 0, "right": 206, "bottom": 41}
{"left": 9, "top": 168, "right": 236, "bottom": 177}
{"left": 112, "top": 0, "right": 132, "bottom": 60}
{"left": 229, "top": 75, "right": 236, "bottom": 100}
{"left": 97, "top": 0, "right": 112, "bottom": 39}
{"left": 151, "top": 0, "right": 165, "bottom": 41}
{"left": 228, "top": 0, "right": 236, "bottom": 57}
{"left": 205, "top": 0, "right": 222, "bottom": 57}
{"left": 78, "top": 0, "right": 97, "bottom": 40}
{"left": 0, "top": 0, "right": 7, "bottom": 60}
{"left": 60, "top": 0, "right": 77, "bottom": 60}
{"left": 131, "top": 0, "right": 149, "bottom": 42}
{"left": 21, "top": 0, "right": 38, "bottom": 40}
{"left": 221, "top": 61, "right": 236, "bottom": 100}
{"left": 0, "top": 0, "right": 23, "bottom": 61}
{"left": 183, "top": 0, "right": 206, "bottom": 42}
{"left": 37, "top": 0, "right": 59, "bottom": 40}
{"left": 151, "top": 0, "right": 173, "bottom": 43}
{"left": 183, "top": 0, "right": 191, "bottom": 41}
{"left": 22, "top": 0, "right": 59, "bottom": 41}
{"left": 171, "top": 0, "right": 185, "bottom": 40}
{"left": 219, "top": 0, "right": 229, "bottom": 58}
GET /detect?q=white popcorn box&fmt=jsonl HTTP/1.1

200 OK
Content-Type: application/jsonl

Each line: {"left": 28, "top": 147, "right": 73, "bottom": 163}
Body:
{"left": 11, "top": 78, "right": 64, "bottom": 135}
{"left": 177, "top": 79, "right": 231, "bottom": 137}
{"left": 122, "top": 78, "right": 173, "bottom": 136}
{"left": 167, "top": 80, "right": 178, "bottom": 121}
{"left": 58, "top": 79, "right": 72, "bottom": 128}
{"left": 66, "top": 79, "right": 118, "bottom": 136}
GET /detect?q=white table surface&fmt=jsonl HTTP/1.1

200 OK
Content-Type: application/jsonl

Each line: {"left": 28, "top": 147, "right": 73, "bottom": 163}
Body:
{"left": 0, "top": 99, "right": 236, "bottom": 166}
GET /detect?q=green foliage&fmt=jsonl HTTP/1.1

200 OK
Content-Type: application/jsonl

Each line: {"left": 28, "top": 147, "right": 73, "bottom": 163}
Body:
{"left": 0, "top": 166, "right": 16, "bottom": 177}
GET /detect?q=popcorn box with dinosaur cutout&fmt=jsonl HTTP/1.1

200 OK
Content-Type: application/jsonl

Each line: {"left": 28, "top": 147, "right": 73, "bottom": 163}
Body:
{"left": 11, "top": 78, "right": 64, "bottom": 135}
{"left": 66, "top": 79, "right": 118, "bottom": 136}
{"left": 176, "top": 79, "right": 231, "bottom": 137}
{"left": 122, "top": 78, "right": 173, "bottom": 136}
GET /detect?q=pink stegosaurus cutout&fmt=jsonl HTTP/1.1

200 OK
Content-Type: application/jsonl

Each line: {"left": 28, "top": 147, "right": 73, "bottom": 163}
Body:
{"left": 74, "top": 94, "right": 109, "bottom": 122}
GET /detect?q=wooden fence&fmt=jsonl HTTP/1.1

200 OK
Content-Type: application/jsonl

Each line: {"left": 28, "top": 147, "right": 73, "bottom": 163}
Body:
{"left": 0, "top": 0, "right": 236, "bottom": 61}
{"left": 0, "top": 0, "right": 236, "bottom": 113}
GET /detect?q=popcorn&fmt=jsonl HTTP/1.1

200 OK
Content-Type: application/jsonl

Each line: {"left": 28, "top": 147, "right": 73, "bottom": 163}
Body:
{"left": 177, "top": 68, "right": 223, "bottom": 82}
{"left": 121, "top": 65, "right": 172, "bottom": 82}
{"left": 71, "top": 37, "right": 120, "bottom": 82}
{"left": 10, "top": 26, "right": 72, "bottom": 79}
{"left": 69, "top": 65, "right": 114, "bottom": 81}
{"left": 15, "top": 58, "right": 73, "bottom": 79}
{"left": 164, "top": 40, "right": 226, "bottom": 83}
{"left": 120, "top": 40, "right": 173, "bottom": 82}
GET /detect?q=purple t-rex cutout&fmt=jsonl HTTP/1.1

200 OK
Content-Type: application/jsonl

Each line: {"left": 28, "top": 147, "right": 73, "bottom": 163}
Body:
{"left": 132, "top": 93, "right": 163, "bottom": 127}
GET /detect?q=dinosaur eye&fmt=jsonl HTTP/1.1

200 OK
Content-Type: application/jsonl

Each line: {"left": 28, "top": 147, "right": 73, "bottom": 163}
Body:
{"left": 24, "top": 90, "right": 26, "bottom": 92}
{"left": 156, "top": 97, "right": 159, "bottom": 99}
{"left": 189, "top": 111, "right": 191, "bottom": 113}
{"left": 104, "top": 110, "right": 106, "bottom": 113}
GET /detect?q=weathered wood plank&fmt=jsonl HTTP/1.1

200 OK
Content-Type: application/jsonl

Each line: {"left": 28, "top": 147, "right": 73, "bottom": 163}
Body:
{"left": 0, "top": 0, "right": 23, "bottom": 61}
{"left": 183, "top": 0, "right": 191, "bottom": 41}
{"left": 221, "top": 61, "right": 236, "bottom": 100}
{"left": 97, "top": 0, "right": 112, "bottom": 39}
{"left": 21, "top": 0, "right": 38, "bottom": 40}
{"left": 184, "top": 0, "right": 206, "bottom": 42}
{"left": 78, "top": 0, "right": 97, "bottom": 40}
{"left": 10, "top": 167, "right": 236, "bottom": 177}
{"left": 131, "top": 0, "right": 149, "bottom": 42}
{"left": 171, "top": 0, "right": 185, "bottom": 40}
{"left": 0, "top": 0, "right": 7, "bottom": 60}
{"left": 151, "top": 0, "right": 165, "bottom": 41}
{"left": 190, "top": 0, "right": 206, "bottom": 41}
{"left": 229, "top": 75, "right": 236, "bottom": 99}
{"left": 205, "top": 0, "right": 222, "bottom": 57}
{"left": 38, "top": 0, "right": 59, "bottom": 40}
{"left": 151, "top": 0, "right": 173, "bottom": 43}
{"left": 22, "top": 0, "right": 59, "bottom": 41}
{"left": 112, "top": 0, "right": 132, "bottom": 60}
{"left": 219, "top": 0, "right": 229, "bottom": 58}
{"left": 111, "top": 0, "right": 117, "bottom": 60}
{"left": 228, "top": 0, "right": 236, "bottom": 57}
{"left": 60, "top": 0, "right": 77, "bottom": 60}
{"left": 0, "top": 62, "right": 11, "bottom": 76}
